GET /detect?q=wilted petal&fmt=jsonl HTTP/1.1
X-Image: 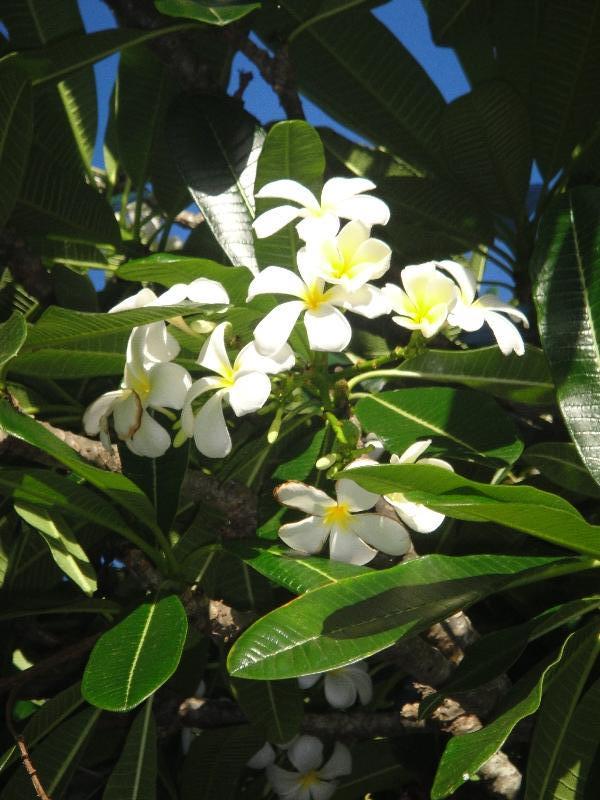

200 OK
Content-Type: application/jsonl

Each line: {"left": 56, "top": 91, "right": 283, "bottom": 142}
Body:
{"left": 247, "top": 266, "right": 306, "bottom": 301}
{"left": 83, "top": 390, "right": 124, "bottom": 435}
{"left": 278, "top": 516, "right": 331, "bottom": 555}
{"left": 113, "top": 391, "right": 142, "bottom": 440}
{"left": 267, "top": 765, "right": 304, "bottom": 799}
{"left": 323, "top": 672, "right": 356, "bottom": 709}
{"left": 253, "top": 205, "right": 302, "bottom": 239}
{"left": 298, "top": 673, "right": 322, "bottom": 690}
{"left": 146, "top": 362, "right": 192, "bottom": 409}
{"left": 128, "top": 411, "right": 171, "bottom": 457}
{"left": 288, "top": 735, "right": 323, "bottom": 773}
{"left": 256, "top": 179, "right": 319, "bottom": 209}
{"left": 347, "top": 513, "right": 411, "bottom": 556}
{"left": 335, "top": 194, "right": 390, "bottom": 228}
{"left": 247, "top": 742, "right": 276, "bottom": 769}
{"left": 109, "top": 288, "right": 158, "bottom": 313}
{"left": 329, "top": 528, "right": 377, "bottom": 565}
{"left": 193, "top": 391, "right": 231, "bottom": 458}
{"left": 253, "top": 301, "right": 305, "bottom": 356}
{"left": 197, "top": 322, "right": 232, "bottom": 377}
{"left": 318, "top": 742, "right": 352, "bottom": 779}
{"left": 483, "top": 310, "right": 525, "bottom": 356}
{"left": 235, "top": 341, "right": 295, "bottom": 374}
{"left": 275, "top": 482, "right": 336, "bottom": 516}
{"left": 304, "top": 305, "right": 352, "bottom": 352}
{"left": 228, "top": 371, "right": 271, "bottom": 416}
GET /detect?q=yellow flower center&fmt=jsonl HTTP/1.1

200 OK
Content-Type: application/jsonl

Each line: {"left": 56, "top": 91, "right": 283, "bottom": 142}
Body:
{"left": 127, "top": 370, "right": 151, "bottom": 402}
{"left": 218, "top": 363, "right": 237, "bottom": 388}
{"left": 302, "top": 281, "right": 328, "bottom": 310}
{"left": 300, "top": 771, "right": 320, "bottom": 788}
{"left": 323, "top": 502, "right": 352, "bottom": 529}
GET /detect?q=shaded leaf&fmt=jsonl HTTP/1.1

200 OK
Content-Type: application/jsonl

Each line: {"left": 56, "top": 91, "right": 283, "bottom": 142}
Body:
{"left": 102, "top": 699, "right": 157, "bottom": 800}
{"left": 336, "top": 741, "right": 416, "bottom": 799}
{"left": 232, "top": 677, "right": 303, "bottom": 744}
{"left": 523, "top": 442, "right": 600, "bottom": 499}
{"left": 155, "top": 0, "right": 260, "bottom": 25}
{"left": 0, "top": 58, "right": 33, "bottom": 228}
{"left": 0, "top": 313, "right": 27, "bottom": 371}
{"left": 322, "top": 126, "right": 422, "bottom": 179}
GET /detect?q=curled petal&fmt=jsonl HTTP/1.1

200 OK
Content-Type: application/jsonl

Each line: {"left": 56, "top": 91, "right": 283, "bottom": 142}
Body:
{"left": 288, "top": 735, "right": 323, "bottom": 773}
{"left": 387, "top": 496, "right": 446, "bottom": 534}
{"left": 476, "top": 294, "right": 529, "bottom": 327}
{"left": 228, "top": 371, "right": 271, "bottom": 416}
{"left": 256, "top": 179, "right": 319, "bottom": 209}
{"left": 329, "top": 528, "right": 377, "bottom": 565}
{"left": 321, "top": 177, "right": 375, "bottom": 207}
{"left": 247, "top": 742, "right": 276, "bottom": 770}
{"left": 437, "top": 259, "right": 477, "bottom": 304}
{"left": 253, "top": 205, "right": 302, "bottom": 239}
{"left": 193, "top": 391, "right": 231, "bottom": 458}
{"left": 275, "top": 482, "right": 336, "bottom": 516}
{"left": 83, "top": 390, "right": 124, "bottom": 436}
{"left": 318, "top": 742, "right": 352, "bottom": 780}
{"left": 483, "top": 310, "right": 525, "bottom": 356}
{"left": 393, "top": 440, "right": 433, "bottom": 464}
{"left": 247, "top": 266, "right": 307, "bottom": 302}
{"left": 253, "top": 300, "right": 305, "bottom": 356}
{"left": 154, "top": 283, "right": 190, "bottom": 305}
{"left": 235, "top": 341, "right": 295, "bottom": 374}
{"left": 128, "top": 411, "right": 171, "bottom": 458}
{"left": 343, "top": 663, "right": 373, "bottom": 705}
{"left": 347, "top": 513, "right": 411, "bottom": 556}
{"left": 109, "top": 288, "right": 157, "bottom": 313}
{"left": 113, "top": 391, "right": 142, "bottom": 440}
{"left": 304, "top": 306, "right": 352, "bottom": 352}
{"left": 146, "top": 362, "right": 192, "bottom": 410}
{"left": 323, "top": 672, "right": 357, "bottom": 709}
{"left": 197, "top": 322, "right": 232, "bottom": 377}
{"left": 278, "top": 516, "right": 331, "bottom": 555}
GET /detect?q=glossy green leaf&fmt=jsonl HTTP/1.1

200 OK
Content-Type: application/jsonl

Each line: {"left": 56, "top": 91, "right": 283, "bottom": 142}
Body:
{"left": 395, "top": 346, "right": 554, "bottom": 405}
{"left": 82, "top": 595, "right": 188, "bottom": 711}
{"left": 531, "top": 187, "right": 600, "bottom": 486}
{"left": 523, "top": 442, "right": 600, "bottom": 499}
{"left": 232, "top": 677, "right": 303, "bottom": 744}
{"left": 253, "top": 120, "right": 324, "bottom": 270}
{"left": 0, "top": 706, "right": 101, "bottom": 800}
{"left": 336, "top": 741, "right": 416, "bottom": 799}
{"left": 442, "top": 80, "right": 531, "bottom": 218}
{"left": 525, "top": 622, "right": 600, "bottom": 800}
{"left": 0, "top": 58, "right": 33, "bottom": 228}
{"left": 14, "top": 503, "right": 97, "bottom": 596}
{"left": 0, "top": 312, "right": 27, "bottom": 371}
{"left": 531, "top": 0, "right": 600, "bottom": 180}
{"left": 343, "top": 464, "right": 600, "bottom": 557}
{"left": 102, "top": 699, "right": 157, "bottom": 800}
{"left": 168, "top": 95, "right": 264, "bottom": 272}
{"left": 155, "top": 0, "right": 260, "bottom": 25}
{"left": 227, "top": 554, "right": 591, "bottom": 680}
{"left": 354, "top": 387, "right": 522, "bottom": 466}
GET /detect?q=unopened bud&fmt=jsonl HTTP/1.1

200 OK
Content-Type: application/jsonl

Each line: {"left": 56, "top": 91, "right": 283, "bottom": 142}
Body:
{"left": 316, "top": 453, "right": 338, "bottom": 470}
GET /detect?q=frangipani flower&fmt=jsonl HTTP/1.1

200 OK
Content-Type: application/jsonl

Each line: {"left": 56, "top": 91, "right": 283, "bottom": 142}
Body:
{"left": 247, "top": 742, "right": 277, "bottom": 770}
{"left": 275, "top": 476, "right": 410, "bottom": 565}
{"left": 267, "top": 736, "right": 351, "bottom": 800}
{"left": 84, "top": 325, "right": 191, "bottom": 457}
{"left": 383, "top": 262, "right": 457, "bottom": 338}
{"left": 253, "top": 177, "right": 390, "bottom": 241}
{"left": 437, "top": 260, "right": 529, "bottom": 356}
{"left": 300, "top": 220, "right": 391, "bottom": 292}
{"left": 299, "top": 661, "right": 373, "bottom": 710}
{"left": 247, "top": 260, "right": 388, "bottom": 356}
{"left": 182, "top": 322, "right": 294, "bottom": 458}
{"left": 385, "top": 440, "right": 453, "bottom": 533}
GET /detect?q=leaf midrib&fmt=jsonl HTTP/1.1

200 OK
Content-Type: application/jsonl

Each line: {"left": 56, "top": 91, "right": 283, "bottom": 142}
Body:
{"left": 124, "top": 605, "right": 156, "bottom": 707}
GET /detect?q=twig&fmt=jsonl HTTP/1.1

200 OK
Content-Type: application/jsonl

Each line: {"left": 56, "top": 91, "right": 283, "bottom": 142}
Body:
{"left": 15, "top": 738, "right": 53, "bottom": 800}
{"left": 235, "top": 36, "right": 305, "bottom": 119}
{"left": 233, "top": 69, "right": 254, "bottom": 100}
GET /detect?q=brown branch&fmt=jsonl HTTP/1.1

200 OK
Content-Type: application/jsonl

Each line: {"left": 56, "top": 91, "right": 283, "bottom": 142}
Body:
{"left": 235, "top": 36, "right": 305, "bottom": 119}
{"left": 15, "top": 738, "right": 53, "bottom": 800}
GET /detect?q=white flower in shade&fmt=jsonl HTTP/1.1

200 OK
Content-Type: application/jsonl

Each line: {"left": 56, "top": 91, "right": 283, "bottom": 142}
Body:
{"left": 299, "top": 661, "right": 373, "bottom": 710}
{"left": 437, "top": 260, "right": 529, "bottom": 356}
{"left": 182, "top": 322, "right": 294, "bottom": 459}
{"left": 267, "top": 736, "right": 351, "bottom": 800}
{"left": 247, "top": 742, "right": 277, "bottom": 770}
{"left": 181, "top": 680, "right": 206, "bottom": 755}
{"left": 247, "top": 259, "right": 388, "bottom": 357}
{"left": 253, "top": 177, "right": 390, "bottom": 242}
{"left": 384, "top": 262, "right": 458, "bottom": 338}
{"left": 275, "top": 475, "right": 410, "bottom": 565}
{"left": 385, "top": 440, "right": 454, "bottom": 533}
{"left": 83, "top": 325, "right": 191, "bottom": 457}
{"left": 109, "top": 279, "right": 229, "bottom": 312}
{"left": 299, "top": 220, "right": 391, "bottom": 292}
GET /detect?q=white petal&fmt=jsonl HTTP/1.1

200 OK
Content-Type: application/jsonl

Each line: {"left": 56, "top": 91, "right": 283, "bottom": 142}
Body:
{"left": 477, "top": 294, "right": 529, "bottom": 327}
{"left": 275, "top": 482, "right": 336, "bottom": 516}
{"left": 336, "top": 219, "right": 370, "bottom": 253}
{"left": 109, "top": 288, "right": 157, "bottom": 312}
{"left": 343, "top": 284, "right": 391, "bottom": 319}
{"left": 484, "top": 310, "right": 525, "bottom": 356}
{"left": 193, "top": 391, "right": 231, "bottom": 458}
{"left": 323, "top": 672, "right": 357, "bottom": 709}
{"left": 335, "top": 194, "right": 390, "bottom": 227}
{"left": 247, "top": 266, "right": 306, "bottom": 301}
{"left": 253, "top": 205, "right": 303, "bottom": 239}
{"left": 329, "top": 528, "right": 377, "bottom": 565}
{"left": 278, "top": 517, "right": 331, "bottom": 555}
{"left": 154, "top": 283, "right": 189, "bottom": 305}
{"left": 298, "top": 673, "right": 322, "bottom": 690}
{"left": 304, "top": 306, "right": 351, "bottom": 352}
{"left": 344, "top": 663, "right": 373, "bottom": 705}
{"left": 143, "top": 322, "right": 181, "bottom": 363}
{"left": 267, "top": 765, "right": 303, "bottom": 798}
{"left": 420, "top": 302, "right": 453, "bottom": 338}
{"left": 347, "top": 513, "right": 411, "bottom": 556}
{"left": 395, "top": 440, "right": 433, "bottom": 464}
{"left": 256, "top": 179, "right": 319, "bottom": 209}
{"left": 186, "top": 277, "right": 230, "bottom": 305}
{"left": 288, "top": 735, "right": 323, "bottom": 773}
{"left": 182, "top": 376, "right": 225, "bottom": 435}
{"left": 437, "top": 259, "right": 477, "bottom": 304}
{"left": 83, "top": 390, "right": 124, "bottom": 435}
{"left": 353, "top": 237, "right": 391, "bottom": 280}
{"left": 321, "top": 177, "right": 375, "bottom": 207}
{"left": 447, "top": 299, "right": 486, "bottom": 332}
{"left": 387, "top": 497, "right": 446, "bottom": 534}
{"left": 253, "top": 301, "right": 305, "bottom": 356}
{"left": 146, "top": 362, "right": 192, "bottom": 410}
{"left": 296, "top": 213, "right": 341, "bottom": 242}
{"left": 309, "top": 781, "right": 337, "bottom": 800}
{"left": 181, "top": 728, "right": 195, "bottom": 755}
{"left": 335, "top": 473, "right": 379, "bottom": 512}
{"left": 247, "top": 742, "right": 276, "bottom": 769}
{"left": 318, "top": 742, "right": 352, "bottom": 779}
{"left": 197, "top": 322, "right": 232, "bottom": 377}
{"left": 235, "top": 341, "right": 295, "bottom": 374}
{"left": 113, "top": 391, "right": 142, "bottom": 440}
{"left": 127, "top": 411, "right": 171, "bottom": 457}
{"left": 228, "top": 371, "right": 271, "bottom": 416}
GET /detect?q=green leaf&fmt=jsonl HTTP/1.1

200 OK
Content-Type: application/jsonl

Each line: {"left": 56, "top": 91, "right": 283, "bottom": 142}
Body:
{"left": 168, "top": 95, "right": 265, "bottom": 272}
{"left": 0, "top": 706, "right": 101, "bottom": 800}
{"left": 0, "top": 313, "right": 27, "bottom": 371}
{"left": 395, "top": 346, "right": 555, "bottom": 405}
{"left": 253, "top": 120, "right": 325, "bottom": 270}
{"left": 117, "top": 254, "right": 251, "bottom": 304}
{"left": 0, "top": 596, "right": 119, "bottom": 622}
{"left": 0, "top": 58, "right": 33, "bottom": 228}
{"left": 531, "top": 187, "right": 600, "bottom": 486}
{"left": 181, "top": 725, "right": 263, "bottom": 800}
{"left": 10, "top": 349, "right": 127, "bottom": 379}
{"left": 343, "top": 463, "right": 600, "bottom": 557}
{"left": 14, "top": 503, "right": 97, "bottom": 596}
{"left": 531, "top": 0, "right": 600, "bottom": 180}
{"left": 335, "top": 741, "right": 416, "bottom": 799}
{"left": 227, "top": 554, "right": 591, "bottom": 679}
{"left": 525, "top": 621, "right": 600, "bottom": 800}
{"left": 227, "top": 541, "right": 371, "bottom": 594}
{"left": 354, "top": 387, "right": 522, "bottom": 466}
{"left": 431, "top": 622, "right": 600, "bottom": 798}
{"left": 321, "top": 126, "right": 422, "bottom": 179}
{"left": 102, "top": 699, "right": 157, "bottom": 800}
{"left": 442, "top": 80, "right": 531, "bottom": 218}
{"left": 155, "top": 0, "right": 260, "bottom": 25}
{"left": 523, "top": 442, "right": 600, "bottom": 498}
{"left": 52, "top": 265, "right": 98, "bottom": 312}
{"left": 82, "top": 595, "right": 188, "bottom": 711}
{"left": 232, "top": 677, "right": 303, "bottom": 744}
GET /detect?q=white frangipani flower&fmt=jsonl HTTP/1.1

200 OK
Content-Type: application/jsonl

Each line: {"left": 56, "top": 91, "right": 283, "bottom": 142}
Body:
{"left": 253, "top": 177, "right": 390, "bottom": 241}
{"left": 180, "top": 680, "right": 206, "bottom": 755}
{"left": 247, "top": 742, "right": 277, "bottom": 770}
{"left": 299, "top": 661, "right": 373, "bottom": 710}
{"left": 437, "top": 260, "right": 529, "bottom": 356}
{"left": 383, "top": 262, "right": 458, "bottom": 338}
{"left": 267, "top": 736, "right": 351, "bottom": 800}
{"left": 275, "top": 475, "right": 410, "bottom": 565}
{"left": 385, "top": 440, "right": 453, "bottom": 533}
{"left": 299, "top": 220, "right": 391, "bottom": 292}
{"left": 182, "top": 322, "right": 294, "bottom": 459}
{"left": 84, "top": 325, "right": 191, "bottom": 457}
{"left": 247, "top": 259, "right": 388, "bottom": 356}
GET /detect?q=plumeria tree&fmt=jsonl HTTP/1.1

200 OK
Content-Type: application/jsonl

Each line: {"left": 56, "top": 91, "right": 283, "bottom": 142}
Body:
{"left": 1, "top": 2, "right": 600, "bottom": 800}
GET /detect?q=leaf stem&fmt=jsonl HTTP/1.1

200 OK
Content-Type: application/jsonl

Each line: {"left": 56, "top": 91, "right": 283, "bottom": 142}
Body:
{"left": 346, "top": 369, "right": 409, "bottom": 391}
